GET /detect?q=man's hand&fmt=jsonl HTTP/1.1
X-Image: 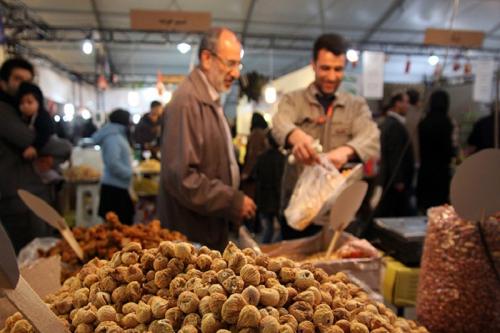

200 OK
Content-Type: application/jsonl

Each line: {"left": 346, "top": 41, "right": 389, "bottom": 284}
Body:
{"left": 288, "top": 129, "right": 320, "bottom": 165}
{"left": 23, "top": 146, "right": 38, "bottom": 160}
{"left": 327, "top": 146, "right": 354, "bottom": 169}
{"left": 240, "top": 195, "right": 257, "bottom": 220}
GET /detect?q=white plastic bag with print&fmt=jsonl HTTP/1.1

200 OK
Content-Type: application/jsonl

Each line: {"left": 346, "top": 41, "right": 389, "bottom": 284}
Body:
{"left": 285, "top": 155, "right": 348, "bottom": 231}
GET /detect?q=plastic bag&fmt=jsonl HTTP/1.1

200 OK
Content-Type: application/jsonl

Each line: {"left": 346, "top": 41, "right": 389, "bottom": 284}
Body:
{"left": 17, "top": 237, "right": 60, "bottom": 268}
{"left": 285, "top": 156, "right": 348, "bottom": 231}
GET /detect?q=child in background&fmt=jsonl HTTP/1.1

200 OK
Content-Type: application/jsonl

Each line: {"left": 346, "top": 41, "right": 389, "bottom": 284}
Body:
{"left": 17, "top": 82, "right": 55, "bottom": 160}
{"left": 17, "top": 82, "right": 60, "bottom": 183}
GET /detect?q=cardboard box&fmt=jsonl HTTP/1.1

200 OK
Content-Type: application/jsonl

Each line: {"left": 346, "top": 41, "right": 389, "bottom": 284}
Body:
{"left": 0, "top": 256, "right": 61, "bottom": 323}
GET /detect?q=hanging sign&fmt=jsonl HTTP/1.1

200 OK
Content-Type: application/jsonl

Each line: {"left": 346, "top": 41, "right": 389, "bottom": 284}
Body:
{"left": 362, "top": 51, "right": 385, "bottom": 99}
{"left": 130, "top": 10, "right": 211, "bottom": 32}
{"left": 472, "top": 59, "right": 495, "bottom": 103}
{"left": 424, "top": 28, "right": 484, "bottom": 48}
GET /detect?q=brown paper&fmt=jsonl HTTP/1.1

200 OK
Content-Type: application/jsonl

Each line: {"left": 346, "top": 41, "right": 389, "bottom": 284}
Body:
{"left": 0, "top": 256, "right": 61, "bottom": 323}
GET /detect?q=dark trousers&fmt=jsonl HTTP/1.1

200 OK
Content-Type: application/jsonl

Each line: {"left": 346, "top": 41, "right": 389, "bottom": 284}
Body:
{"left": 99, "top": 184, "right": 134, "bottom": 225}
{"left": 376, "top": 187, "right": 413, "bottom": 217}
{"left": 259, "top": 212, "right": 277, "bottom": 244}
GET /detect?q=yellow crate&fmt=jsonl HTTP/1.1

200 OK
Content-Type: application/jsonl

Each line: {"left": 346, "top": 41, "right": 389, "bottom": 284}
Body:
{"left": 382, "top": 257, "right": 420, "bottom": 307}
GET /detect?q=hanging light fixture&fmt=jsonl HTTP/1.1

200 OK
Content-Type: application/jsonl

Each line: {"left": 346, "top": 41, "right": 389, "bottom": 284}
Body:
{"left": 82, "top": 39, "right": 93, "bottom": 55}
{"left": 264, "top": 85, "right": 277, "bottom": 104}
{"left": 346, "top": 49, "right": 359, "bottom": 63}
{"left": 177, "top": 42, "right": 191, "bottom": 54}
{"left": 428, "top": 54, "right": 440, "bottom": 66}
{"left": 405, "top": 55, "right": 411, "bottom": 74}
{"left": 132, "top": 114, "right": 141, "bottom": 124}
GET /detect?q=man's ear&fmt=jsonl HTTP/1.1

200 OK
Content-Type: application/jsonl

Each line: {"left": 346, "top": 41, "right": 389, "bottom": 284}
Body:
{"left": 311, "top": 59, "right": 316, "bottom": 72}
{"left": 199, "top": 50, "right": 212, "bottom": 71}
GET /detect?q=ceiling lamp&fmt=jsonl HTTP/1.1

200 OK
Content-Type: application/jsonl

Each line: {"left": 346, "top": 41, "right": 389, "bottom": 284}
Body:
{"left": 346, "top": 49, "right": 359, "bottom": 63}
{"left": 428, "top": 54, "right": 440, "bottom": 66}
{"left": 63, "top": 103, "right": 75, "bottom": 122}
{"left": 264, "top": 85, "right": 277, "bottom": 104}
{"left": 132, "top": 114, "right": 141, "bottom": 125}
{"left": 82, "top": 39, "right": 93, "bottom": 55}
{"left": 80, "top": 108, "right": 91, "bottom": 120}
{"left": 177, "top": 42, "right": 191, "bottom": 54}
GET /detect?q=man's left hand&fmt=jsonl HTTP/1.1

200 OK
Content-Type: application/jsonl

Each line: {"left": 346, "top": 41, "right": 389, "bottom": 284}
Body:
{"left": 327, "top": 146, "right": 354, "bottom": 169}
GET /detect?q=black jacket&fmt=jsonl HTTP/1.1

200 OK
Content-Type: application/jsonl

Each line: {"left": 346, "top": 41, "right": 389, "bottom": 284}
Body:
{"left": 254, "top": 147, "right": 285, "bottom": 214}
{"left": 30, "top": 109, "right": 55, "bottom": 151}
{"left": 378, "top": 115, "right": 415, "bottom": 189}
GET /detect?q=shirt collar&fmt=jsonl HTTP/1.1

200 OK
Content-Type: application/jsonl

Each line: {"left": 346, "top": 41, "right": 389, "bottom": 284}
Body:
{"left": 197, "top": 68, "right": 220, "bottom": 103}
{"left": 387, "top": 110, "right": 406, "bottom": 124}
{"left": 306, "top": 83, "right": 346, "bottom": 107}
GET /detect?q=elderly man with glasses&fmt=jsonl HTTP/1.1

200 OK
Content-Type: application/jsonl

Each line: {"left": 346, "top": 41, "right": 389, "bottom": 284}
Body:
{"left": 158, "top": 27, "right": 256, "bottom": 250}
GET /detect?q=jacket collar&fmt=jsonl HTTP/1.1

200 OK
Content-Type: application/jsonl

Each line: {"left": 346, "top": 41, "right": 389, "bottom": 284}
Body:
{"left": 188, "top": 67, "right": 220, "bottom": 107}
{"left": 305, "top": 82, "right": 346, "bottom": 108}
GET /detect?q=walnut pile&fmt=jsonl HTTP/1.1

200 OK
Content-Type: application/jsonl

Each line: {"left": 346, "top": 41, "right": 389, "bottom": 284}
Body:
{"left": 4, "top": 241, "right": 428, "bottom": 333}
{"left": 40, "top": 212, "right": 187, "bottom": 279}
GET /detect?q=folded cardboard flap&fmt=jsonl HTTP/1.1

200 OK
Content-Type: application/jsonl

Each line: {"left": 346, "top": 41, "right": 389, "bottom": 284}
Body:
{"left": 0, "top": 256, "right": 61, "bottom": 324}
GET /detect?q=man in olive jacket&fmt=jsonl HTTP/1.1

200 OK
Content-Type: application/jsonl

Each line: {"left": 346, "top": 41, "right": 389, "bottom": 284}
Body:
{"left": 158, "top": 27, "right": 256, "bottom": 250}
{"left": 272, "top": 33, "right": 380, "bottom": 239}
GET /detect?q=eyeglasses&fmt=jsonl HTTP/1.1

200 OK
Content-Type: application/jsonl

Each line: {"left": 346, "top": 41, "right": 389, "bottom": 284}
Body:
{"left": 209, "top": 51, "right": 243, "bottom": 71}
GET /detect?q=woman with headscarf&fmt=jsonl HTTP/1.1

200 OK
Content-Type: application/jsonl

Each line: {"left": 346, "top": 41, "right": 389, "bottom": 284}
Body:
{"left": 417, "top": 90, "right": 456, "bottom": 212}
{"left": 92, "top": 109, "right": 135, "bottom": 225}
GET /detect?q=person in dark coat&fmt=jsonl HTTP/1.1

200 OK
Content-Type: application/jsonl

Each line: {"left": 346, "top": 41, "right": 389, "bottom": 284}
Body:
{"left": 466, "top": 103, "right": 500, "bottom": 155}
{"left": 134, "top": 100, "right": 163, "bottom": 159}
{"left": 417, "top": 90, "right": 455, "bottom": 212}
{"left": 376, "top": 92, "right": 415, "bottom": 217}
{"left": 254, "top": 131, "right": 285, "bottom": 243}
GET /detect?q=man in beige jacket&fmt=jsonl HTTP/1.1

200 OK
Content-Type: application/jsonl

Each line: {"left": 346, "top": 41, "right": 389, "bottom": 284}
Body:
{"left": 158, "top": 27, "right": 256, "bottom": 250}
{"left": 272, "top": 33, "right": 380, "bottom": 239}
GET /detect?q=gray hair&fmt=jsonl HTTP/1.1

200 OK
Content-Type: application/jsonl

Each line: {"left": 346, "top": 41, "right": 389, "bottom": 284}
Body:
{"left": 198, "top": 27, "right": 228, "bottom": 60}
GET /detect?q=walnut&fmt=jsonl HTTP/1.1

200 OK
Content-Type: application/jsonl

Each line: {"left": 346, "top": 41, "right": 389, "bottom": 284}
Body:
{"left": 259, "top": 288, "right": 280, "bottom": 307}
{"left": 121, "top": 252, "right": 139, "bottom": 266}
{"left": 183, "top": 313, "right": 201, "bottom": 328}
{"left": 222, "top": 275, "right": 245, "bottom": 294}
{"left": 169, "top": 276, "right": 187, "bottom": 298}
{"left": 199, "top": 295, "right": 212, "bottom": 316}
{"left": 83, "top": 273, "right": 99, "bottom": 288}
{"left": 174, "top": 242, "right": 194, "bottom": 263}
{"left": 288, "top": 301, "right": 313, "bottom": 322}
{"left": 159, "top": 241, "right": 176, "bottom": 257}
{"left": 196, "top": 254, "right": 213, "bottom": 271}
{"left": 97, "top": 305, "right": 117, "bottom": 323}
{"left": 150, "top": 296, "right": 169, "bottom": 319}
{"left": 228, "top": 252, "right": 247, "bottom": 274}
{"left": 217, "top": 268, "right": 235, "bottom": 284}
{"left": 178, "top": 291, "right": 200, "bottom": 314}
{"left": 273, "top": 285, "right": 289, "bottom": 307}
{"left": 294, "top": 270, "right": 316, "bottom": 290}
{"left": 153, "top": 256, "right": 169, "bottom": 271}
{"left": 242, "top": 286, "right": 260, "bottom": 306}
{"left": 165, "top": 307, "right": 184, "bottom": 330}
{"left": 221, "top": 294, "right": 247, "bottom": 324}
{"left": 201, "top": 313, "right": 223, "bottom": 333}
{"left": 208, "top": 292, "right": 227, "bottom": 316}
{"left": 178, "top": 324, "right": 198, "bottom": 333}
{"left": 350, "top": 322, "right": 369, "bottom": 333}
{"left": 297, "top": 320, "right": 315, "bottom": 333}
{"left": 124, "top": 264, "right": 144, "bottom": 283}
{"left": 237, "top": 305, "right": 261, "bottom": 329}
{"left": 122, "top": 302, "right": 139, "bottom": 315}
{"left": 259, "top": 315, "right": 280, "bottom": 333}
{"left": 240, "top": 264, "right": 261, "bottom": 286}
{"left": 127, "top": 281, "right": 142, "bottom": 303}
{"left": 335, "top": 320, "right": 350, "bottom": 333}
{"left": 95, "top": 321, "right": 123, "bottom": 333}
{"left": 11, "top": 320, "right": 33, "bottom": 333}
{"left": 210, "top": 258, "right": 228, "bottom": 272}
{"left": 154, "top": 268, "right": 174, "bottom": 289}
{"left": 332, "top": 308, "right": 350, "bottom": 322}
{"left": 75, "top": 323, "right": 93, "bottom": 333}
{"left": 121, "top": 313, "right": 139, "bottom": 329}
{"left": 208, "top": 284, "right": 226, "bottom": 295}
{"left": 136, "top": 301, "right": 152, "bottom": 324}
{"left": 149, "top": 319, "right": 174, "bottom": 333}
{"left": 312, "top": 304, "right": 334, "bottom": 326}
{"left": 72, "top": 307, "right": 97, "bottom": 326}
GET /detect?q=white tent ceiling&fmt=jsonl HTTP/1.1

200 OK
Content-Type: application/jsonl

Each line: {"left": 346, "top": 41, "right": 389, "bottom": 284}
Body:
{"left": 2, "top": 0, "right": 500, "bottom": 85}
